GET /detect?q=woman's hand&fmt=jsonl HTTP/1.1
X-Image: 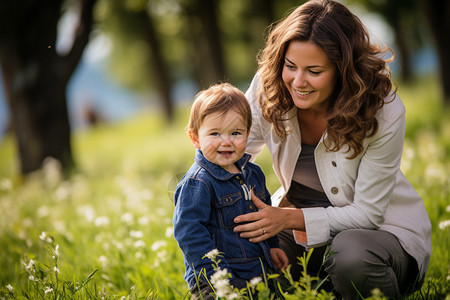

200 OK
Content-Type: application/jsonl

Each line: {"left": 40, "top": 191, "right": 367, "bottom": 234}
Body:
{"left": 233, "top": 191, "right": 304, "bottom": 243}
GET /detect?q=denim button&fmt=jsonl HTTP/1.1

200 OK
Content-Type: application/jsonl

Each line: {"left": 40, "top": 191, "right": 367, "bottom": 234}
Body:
{"left": 331, "top": 187, "right": 338, "bottom": 194}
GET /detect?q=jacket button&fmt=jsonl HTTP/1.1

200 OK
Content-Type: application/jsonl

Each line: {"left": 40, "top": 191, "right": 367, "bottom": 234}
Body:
{"left": 331, "top": 187, "right": 338, "bottom": 194}
{"left": 332, "top": 161, "right": 337, "bottom": 167}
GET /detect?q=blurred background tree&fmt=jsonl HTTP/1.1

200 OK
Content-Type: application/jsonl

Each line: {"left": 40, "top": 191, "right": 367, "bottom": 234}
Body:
{"left": 349, "top": 0, "right": 450, "bottom": 104}
{"left": 0, "top": 0, "right": 96, "bottom": 175}
{"left": 419, "top": 0, "right": 450, "bottom": 106}
{"left": 348, "top": 0, "right": 423, "bottom": 83}
{"left": 0, "top": 0, "right": 448, "bottom": 175}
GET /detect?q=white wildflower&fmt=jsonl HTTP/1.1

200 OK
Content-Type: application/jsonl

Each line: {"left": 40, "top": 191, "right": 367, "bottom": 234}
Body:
{"left": 0, "top": 178, "right": 12, "bottom": 191}
{"left": 121, "top": 212, "right": 134, "bottom": 225}
{"left": 226, "top": 292, "right": 240, "bottom": 300}
{"left": 44, "top": 287, "right": 54, "bottom": 294}
{"left": 28, "top": 275, "right": 35, "bottom": 281}
{"left": 77, "top": 205, "right": 96, "bottom": 222}
{"left": 214, "top": 278, "right": 230, "bottom": 290}
{"left": 53, "top": 267, "right": 60, "bottom": 274}
{"left": 53, "top": 220, "right": 66, "bottom": 233}
{"left": 21, "top": 218, "right": 33, "bottom": 228}
{"left": 446, "top": 205, "right": 450, "bottom": 213}
{"left": 54, "top": 244, "right": 60, "bottom": 258}
{"left": 94, "top": 216, "right": 110, "bottom": 227}
{"left": 138, "top": 216, "right": 150, "bottom": 225}
{"left": 165, "top": 226, "right": 173, "bottom": 238}
{"left": 157, "top": 250, "right": 168, "bottom": 262}
{"left": 438, "top": 220, "right": 450, "bottom": 230}
{"left": 152, "top": 260, "right": 160, "bottom": 268}
{"left": 42, "top": 156, "right": 62, "bottom": 186}
{"left": 55, "top": 182, "right": 71, "bottom": 200}
{"left": 249, "top": 276, "right": 262, "bottom": 287}
{"left": 98, "top": 255, "right": 108, "bottom": 268}
{"left": 6, "top": 284, "right": 14, "bottom": 293}
{"left": 216, "top": 288, "right": 228, "bottom": 298}
{"left": 39, "top": 231, "right": 53, "bottom": 243}
{"left": 204, "top": 249, "right": 220, "bottom": 260}
{"left": 114, "top": 241, "right": 124, "bottom": 250}
{"left": 151, "top": 240, "right": 167, "bottom": 252}
{"left": 425, "top": 163, "right": 446, "bottom": 184}
{"left": 210, "top": 268, "right": 234, "bottom": 298}
{"left": 24, "top": 259, "right": 35, "bottom": 272}
{"left": 134, "top": 240, "right": 146, "bottom": 248}
{"left": 37, "top": 206, "right": 50, "bottom": 218}
{"left": 129, "top": 230, "right": 144, "bottom": 239}
{"left": 210, "top": 268, "right": 229, "bottom": 284}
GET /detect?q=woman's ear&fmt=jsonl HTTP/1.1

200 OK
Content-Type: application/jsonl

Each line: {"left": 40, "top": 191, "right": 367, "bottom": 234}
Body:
{"left": 188, "top": 130, "right": 201, "bottom": 149}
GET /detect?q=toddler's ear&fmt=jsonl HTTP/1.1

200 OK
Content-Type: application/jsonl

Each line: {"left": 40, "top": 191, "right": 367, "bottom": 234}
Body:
{"left": 188, "top": 130, "right": 201, "bottom": 149}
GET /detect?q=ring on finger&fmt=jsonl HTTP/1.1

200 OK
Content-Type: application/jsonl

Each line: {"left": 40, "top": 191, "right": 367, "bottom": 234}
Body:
{"left": 262, "top": 227, "right": 266, "bottom": 234}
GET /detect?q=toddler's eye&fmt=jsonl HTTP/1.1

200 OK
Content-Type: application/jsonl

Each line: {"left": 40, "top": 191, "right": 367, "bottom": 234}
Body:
{"left": 210, "top": 132, "right": 220, "bottom": 136}
{"left": 231, "top": 131, "right": 242, "bottom": 136}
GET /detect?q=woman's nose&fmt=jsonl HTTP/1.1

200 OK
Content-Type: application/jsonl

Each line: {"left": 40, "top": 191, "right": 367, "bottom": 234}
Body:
{"left": 293, "top": 71, "right": 307, "bottom": 87}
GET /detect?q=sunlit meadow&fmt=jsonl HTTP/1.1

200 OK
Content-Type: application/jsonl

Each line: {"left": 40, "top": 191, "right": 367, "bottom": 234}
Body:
{"left": 0, "top": 76, "right": 448, "bottom": 299}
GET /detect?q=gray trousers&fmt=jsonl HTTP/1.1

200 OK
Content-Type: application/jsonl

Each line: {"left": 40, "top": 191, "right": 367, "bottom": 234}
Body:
{"left": 279, "top": 229, "right": 421, "bottom": 299}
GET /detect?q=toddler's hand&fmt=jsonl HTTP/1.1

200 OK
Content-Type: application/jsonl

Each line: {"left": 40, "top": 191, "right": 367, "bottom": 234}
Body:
{"left": 270, "top": 248, "right": 289, "bottom": 271}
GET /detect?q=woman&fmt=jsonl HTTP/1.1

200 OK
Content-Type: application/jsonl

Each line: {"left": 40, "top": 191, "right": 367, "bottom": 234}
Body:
{"left": 233, "top": 0, "right": 431, "bottom": 298}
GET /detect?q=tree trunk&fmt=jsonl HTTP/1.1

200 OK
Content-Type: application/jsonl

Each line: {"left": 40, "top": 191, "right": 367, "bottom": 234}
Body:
{"left": 137, "top": 10, "right": 174, "bottom": 123}
{"left": 0, "top": 0, "right": 96, "bottom": 175}
{"left": 421, "top": 0, "right": 450, "bottom": 105}
{"left": 185, "top": 0, "right": 226, "bottom": 88}
{"left": 391, "top": 18, "right": 413, "bottom": 82}
{"left": 1, "top": 56, "right": 73, "bottom": 174}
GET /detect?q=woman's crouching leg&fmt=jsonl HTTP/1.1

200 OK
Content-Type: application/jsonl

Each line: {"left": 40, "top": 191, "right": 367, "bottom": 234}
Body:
{"left": 324, "top": 229, "right": 419, "bottom": 300}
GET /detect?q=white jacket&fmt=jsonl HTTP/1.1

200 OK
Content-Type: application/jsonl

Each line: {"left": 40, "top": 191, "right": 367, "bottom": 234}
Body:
{"left": 245, "top": 74, "right": 431, "bottom": 280}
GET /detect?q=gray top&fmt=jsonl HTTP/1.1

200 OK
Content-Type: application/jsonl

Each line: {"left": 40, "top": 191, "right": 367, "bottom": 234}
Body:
{"left": 292, "top": 143, "right": 324, "bottom": 193}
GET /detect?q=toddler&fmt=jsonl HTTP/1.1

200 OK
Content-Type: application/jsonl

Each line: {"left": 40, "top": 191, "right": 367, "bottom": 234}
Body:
{"left": 173, "top": 83, "right": 288, "bottom": 299}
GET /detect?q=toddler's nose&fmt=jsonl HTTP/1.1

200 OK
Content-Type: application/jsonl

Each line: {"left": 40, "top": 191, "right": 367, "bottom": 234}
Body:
{"left": 220, "top": 135, "right": 231, "bottom": 144}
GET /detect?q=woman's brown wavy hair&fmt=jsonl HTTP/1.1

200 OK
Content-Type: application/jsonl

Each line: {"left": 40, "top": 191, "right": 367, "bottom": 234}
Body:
{"left": 257, "top": 0, "right": 395, "bottom": 158}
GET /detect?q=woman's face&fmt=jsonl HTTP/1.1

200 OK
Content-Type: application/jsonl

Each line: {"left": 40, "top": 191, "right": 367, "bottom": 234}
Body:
{"left": 282, "top": 40, "right": 337, "bottom": 112}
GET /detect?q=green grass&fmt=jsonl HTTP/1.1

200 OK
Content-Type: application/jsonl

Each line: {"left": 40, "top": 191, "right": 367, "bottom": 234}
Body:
{"left": 0, "top": 76, "right": 449, "bottom": 299}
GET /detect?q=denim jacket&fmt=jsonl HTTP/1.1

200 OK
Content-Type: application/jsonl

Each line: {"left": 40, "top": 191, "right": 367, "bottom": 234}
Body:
{"left": 173, "top": 149, "right": 280, "bottom": 288}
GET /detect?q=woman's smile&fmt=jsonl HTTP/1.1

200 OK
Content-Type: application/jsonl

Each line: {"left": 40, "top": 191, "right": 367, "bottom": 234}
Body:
{"left": 294, "top": 89, "right": 314, "bottom": 97}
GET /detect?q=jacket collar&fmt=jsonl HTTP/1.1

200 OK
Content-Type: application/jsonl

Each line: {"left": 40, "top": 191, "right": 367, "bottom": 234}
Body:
{"left": 194, "top": 149, "right": 251, "bottom": 181}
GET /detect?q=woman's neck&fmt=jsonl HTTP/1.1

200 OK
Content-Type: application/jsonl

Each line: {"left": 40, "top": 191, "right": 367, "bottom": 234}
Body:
{"left": 297, "top": 108, "right": 328, "bottom": 145}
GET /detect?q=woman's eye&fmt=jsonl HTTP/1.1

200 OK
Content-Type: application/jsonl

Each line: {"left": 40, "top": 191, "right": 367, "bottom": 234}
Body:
{"left": 309, "top": 70, "right": 321, "bottom": 75}
{"left": 285, "top": 64, "right": 296, "bottom": 70}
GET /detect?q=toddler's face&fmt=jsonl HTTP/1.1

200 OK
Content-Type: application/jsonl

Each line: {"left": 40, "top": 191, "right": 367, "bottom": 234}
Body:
{"left": 191, "top": 110, "right": 248, "bottom": 173}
